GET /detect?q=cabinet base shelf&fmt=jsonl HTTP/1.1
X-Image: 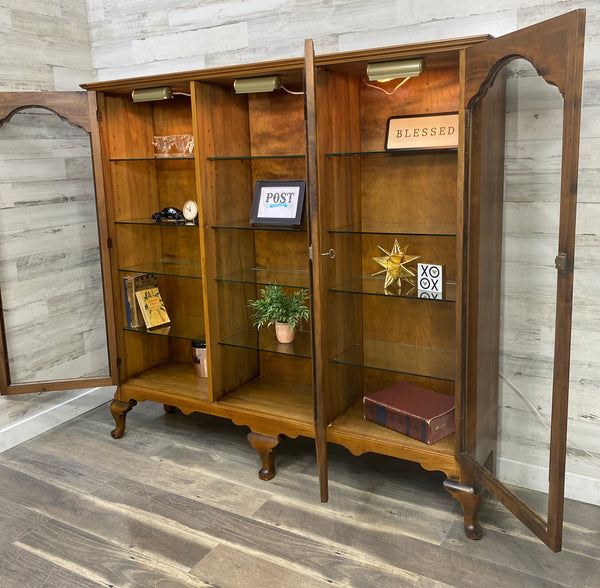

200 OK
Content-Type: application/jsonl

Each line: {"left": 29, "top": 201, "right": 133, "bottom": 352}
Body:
{"left": 118, "top": 363, "right": 314, "bottom": 438}
{"left": 326, "top": 401, "right": 460, "bottom": 478}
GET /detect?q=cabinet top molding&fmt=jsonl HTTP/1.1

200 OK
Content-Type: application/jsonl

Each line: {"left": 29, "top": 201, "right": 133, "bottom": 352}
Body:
{"left": 80, "top": 35, "right": 491, "bottom": 95}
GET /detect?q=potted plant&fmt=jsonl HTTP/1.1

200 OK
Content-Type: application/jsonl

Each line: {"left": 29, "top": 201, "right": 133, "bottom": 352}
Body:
{"left": 248, "top": 284, "right": 310, "bottom": 343}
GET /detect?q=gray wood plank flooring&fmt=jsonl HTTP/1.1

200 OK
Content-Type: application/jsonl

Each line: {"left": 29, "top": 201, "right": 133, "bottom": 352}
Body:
{"left": 0, "top": 400, "right": 598, "bottom": 587}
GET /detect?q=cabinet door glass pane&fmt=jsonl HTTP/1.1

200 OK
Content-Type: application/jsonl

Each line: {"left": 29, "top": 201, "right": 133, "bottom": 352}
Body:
{"left": 0, "top": 108, "right": 109, "bottom": 383}
{"left": 474, "top": 59, "right": 563, "bottom": 517}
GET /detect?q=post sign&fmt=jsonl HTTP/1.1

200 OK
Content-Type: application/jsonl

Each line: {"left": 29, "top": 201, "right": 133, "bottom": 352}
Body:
{"left": 385, "top": 113, "right": 459, "bottom": 151}
{"left": 250, "top": 179, "right": 305, "bottom": 226}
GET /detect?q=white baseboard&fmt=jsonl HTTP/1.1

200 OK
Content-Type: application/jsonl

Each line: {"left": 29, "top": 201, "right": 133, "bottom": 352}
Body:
{"left": 0, "top": 386, "right": 115, "bottom": 453}
{"left": 497, "top": 457, "right": 600, "bottom": 506}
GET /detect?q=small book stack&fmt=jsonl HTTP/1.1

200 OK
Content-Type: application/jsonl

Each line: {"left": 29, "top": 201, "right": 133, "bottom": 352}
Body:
{"left": 123, "top": 273, "right": 158, "bottom": 328}
{"left": 364, "top": 380, "right": 455, "bottom": 444}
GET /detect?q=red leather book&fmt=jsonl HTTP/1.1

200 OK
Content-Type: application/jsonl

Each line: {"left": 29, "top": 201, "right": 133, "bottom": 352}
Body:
{"left": 364, "top": 380, "right": 455, "bottom": 444}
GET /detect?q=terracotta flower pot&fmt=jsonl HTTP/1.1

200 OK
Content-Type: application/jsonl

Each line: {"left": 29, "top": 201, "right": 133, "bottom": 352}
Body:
{"left": 275, "top": 322, "right": 296, "bottom": 343}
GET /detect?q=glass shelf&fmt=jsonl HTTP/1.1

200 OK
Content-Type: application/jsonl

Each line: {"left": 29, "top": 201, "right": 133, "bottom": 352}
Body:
{"left": 332, "top": 276, "right": 455, "bottom": 302}
{"left": 109, "top": 156, "right": 194, "bottom": 162}
{"left": 207, "top": 154, "right": 305, "bottom": 161}
{"left": 219, "top": 328, "right": 312, "bottom": 359}
{"left": 212, "top": 220, "right": 307, "bottom": 232}
{"left": 329, "top": 222, "right": 456, "bottom": 237}
{"left": 216, "top": 267, "right": 309, "bottom": 289}
{"left": 325, "top": 149, "right": 457, "bottom": 157}
{"left": 332, "top": 339, "right": 455, "bottom": 382}
{"left": 115, "top": 218, "right": 199, "bottom": 228}
{"left": 119, "top": 259, "right": 202, "bottom": 279}
{"left": 124, "top": 313, "right": 205, "bottom": 341}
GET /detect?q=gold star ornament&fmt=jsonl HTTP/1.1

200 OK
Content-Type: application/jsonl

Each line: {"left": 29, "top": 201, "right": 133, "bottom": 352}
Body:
{"left": 372, "top": 239, "right": 420, "bottom": 290}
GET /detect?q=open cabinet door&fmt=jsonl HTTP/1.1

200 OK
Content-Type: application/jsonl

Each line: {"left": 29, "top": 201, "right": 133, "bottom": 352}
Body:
{"left": 459, "top": 10, "right": 585, "bottom": 551}
{"left": 0, "top": 92, "right": 117, "bottom": 394}
{"left": 304, "top": 39, "right": 330, "bottom": 502}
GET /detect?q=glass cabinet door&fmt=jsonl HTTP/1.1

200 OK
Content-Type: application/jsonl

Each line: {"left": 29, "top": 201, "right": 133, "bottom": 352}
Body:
{"left": 0, "top": 93, "right": 115, "bottom": 394}
{"left": 460, "top": 10, "right": 585, "bottom": 551}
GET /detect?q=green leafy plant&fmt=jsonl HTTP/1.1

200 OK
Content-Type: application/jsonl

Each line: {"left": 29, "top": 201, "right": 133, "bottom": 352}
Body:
{"left": 248, "top": 285, "right": 310, "bottom": 331}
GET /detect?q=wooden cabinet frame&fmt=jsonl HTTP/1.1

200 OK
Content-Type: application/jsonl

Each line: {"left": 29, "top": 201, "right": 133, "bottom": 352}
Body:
{"left": 41, "top": 9, "right": 585, "bottom": 552}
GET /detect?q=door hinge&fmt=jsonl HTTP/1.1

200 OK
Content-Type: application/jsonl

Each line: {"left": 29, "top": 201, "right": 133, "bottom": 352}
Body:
{"left": 309, "top": 245, "right": 313, "bottom": 261}
{"left": 555, "top": 252, "right": 567, "bottom": 272}
{"left": 116, "top": 357, "right": 122, "bottom": 368}
{"left": 107, "top": 237, "right": 113, "bottom": 249}
{"left": 96, "top": 110, "right": 102, "bottom": 122}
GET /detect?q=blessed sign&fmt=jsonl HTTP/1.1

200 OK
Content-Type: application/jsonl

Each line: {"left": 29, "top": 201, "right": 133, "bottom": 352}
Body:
{"left": 385, "top": 113, "right": 459, "bottom": 151}
{"left": 250, "top": 179, "right": 305, "bottom": 226}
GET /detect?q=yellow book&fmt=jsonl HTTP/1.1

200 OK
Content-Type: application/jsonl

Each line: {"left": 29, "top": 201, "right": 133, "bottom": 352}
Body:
{"left": 135, "top": 287, "right": 170, "bottom": 329}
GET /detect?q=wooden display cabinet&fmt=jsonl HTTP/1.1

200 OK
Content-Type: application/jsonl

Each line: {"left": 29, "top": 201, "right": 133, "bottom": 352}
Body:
{"left": 66, "top": 9, "right": 585, "bottom": 551}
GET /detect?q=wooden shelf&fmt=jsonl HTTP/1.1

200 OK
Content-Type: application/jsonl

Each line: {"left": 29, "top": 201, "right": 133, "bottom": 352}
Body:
{"left": 326, "top": 400, "right": 459, "bottom": 476}
{"left": 207, "top": 154, "right": 305, "bottom": 161}
{"left": 332, "top": 340, "right": 455, "bottom": 382}
{"left": 122, "top": 362, "right": 210, "bottom": 403}
{"left": 115, "top": 218, "right": 199, "bottom": 228}
{"left": 109, "top": 156, "right": 194, "bottom": 162}
{"left": 124, "top": 313, "right": 205, "bottom": 341}
{"left": 329, "top": 222, "right": 456, "bottom": 237}
{"left": 119, "top": 259, "right": 203, "bottom": 279}
{"left": 219, "top": 376, "right": 314, "bottom": 428}
{"left": 331, "top": 276, "right": 456, "bottom": 302}
{"left": 325, "top": 149, "right": 458, "bottom": 157}
{"left": 212, "top": 221, "right": 307, "bottom": 232}
{"left": 219, "top": 328, "right": 312, "bottom": 359}
{"left": 216, "top": 267, "right": 309, "bottom": 289}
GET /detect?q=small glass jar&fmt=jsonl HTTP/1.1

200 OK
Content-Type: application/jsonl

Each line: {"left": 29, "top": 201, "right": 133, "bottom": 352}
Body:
{"left": 191, "top": 338, "right": 208, "bottom": 378}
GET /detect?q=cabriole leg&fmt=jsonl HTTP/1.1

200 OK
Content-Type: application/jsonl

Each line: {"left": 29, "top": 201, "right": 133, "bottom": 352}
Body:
{"left": 247, "top": 432, "right": 283, "bottom": 480}
{"left": 110, "top": 399, "right": 137, "bottom": 439}
{"left": 443, "top": 478, "right": 483, "bottom": 540}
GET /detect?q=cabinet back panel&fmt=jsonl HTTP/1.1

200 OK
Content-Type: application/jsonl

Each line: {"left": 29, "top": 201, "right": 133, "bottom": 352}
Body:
{"left": 217, "top": 282, "right": 258, "bottom": 339}
{"left": 110, "top": 162, "right": 160, "bottom": 221}
{"left": 152, "top": 96, "right": 193, "bottom": 136}
{"left": 104, "top": 96, "right": 154, "bottom": 158}
{"left": 211, "top": 160, "right": 254, "bottom": 225}
{"left": 260, "top": 353, "right": 312, "bottom": 387}
{"left": 219, "top": 346, "right": 259, "bottom": 394}
{"left": 121, "top": 332, "right": 170, "bottom": 381}
{"left": 155, "top": 160, "right": 196, "bottom": 213}
{"left": 362, "top": 297, "right": 455, "bottom": 349}
{"left": 115, "top": 225, "right": 163, "bottom": 269}
{"left": 254, "top": 231, "right": 308, "bottom": 272}
{"left": 158, "top": 227, "right": 202, "bottom": 263}
{"left": 360, "top": 153, "right": 457, "bottom": 227}
{"left": 249, "top": 93, "right": 306, "bottom": 156}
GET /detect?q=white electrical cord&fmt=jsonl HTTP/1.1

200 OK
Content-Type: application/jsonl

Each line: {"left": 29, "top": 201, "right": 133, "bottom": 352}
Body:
{"left": 363, "top": 77, "right": 410, "bottom": 95}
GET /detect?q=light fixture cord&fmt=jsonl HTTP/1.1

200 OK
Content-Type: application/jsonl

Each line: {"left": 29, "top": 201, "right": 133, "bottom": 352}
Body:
{"left": 363, "top": 77, "right": 410, "bottom": 95}
{"left": 281, "top": 84, "right": 304, "bottom": 96}
{"left": 173, "top": 92, "right": 191, "bottom": 97}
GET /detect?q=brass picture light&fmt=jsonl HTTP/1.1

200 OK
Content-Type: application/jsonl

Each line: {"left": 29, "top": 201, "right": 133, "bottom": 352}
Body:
{"left": 234, "top": 75, "right": 282, "bottom": 94}
{"left": 131, "top": 86, "right": 173, "bottom": 102}
{"left": 366, "top": 59, "right": 423, "bottom": 82}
